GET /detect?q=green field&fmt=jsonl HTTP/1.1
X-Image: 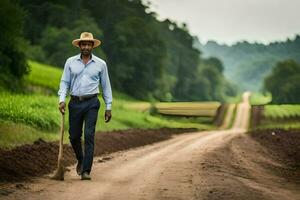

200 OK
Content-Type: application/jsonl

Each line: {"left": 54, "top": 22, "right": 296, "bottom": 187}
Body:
{"left": 125, "top": 102, "right": 221, "bottom": 118}
{"left": 155, "top": 102, "right": 220, "bottom": 117}
{"left": 249, "top": 92, "right": 272, "bottom": 105}
{"left": 25, "top": 60, "right": 62, "bottom": 92}
{"left": 0, "top": 93, "right": 60, "bottom": 130}
{"left": 256, "top": 104, "right": 300, "bottom": 130}
{"left": 264, "top": 104, "right": 300, "bottom": 119}
{"left": 0, "top": 61, "right": 217, "bottom": 149}
{"left": 124, "top": 102, "right": 151, "bottom": 112}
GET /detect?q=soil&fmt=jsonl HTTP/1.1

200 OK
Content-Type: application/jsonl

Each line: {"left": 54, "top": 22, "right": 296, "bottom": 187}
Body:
{"left": 214, "top": 104, "right": 228, "bottom": 126}
{"left": 1, "top": 128, "right": 299, "bottom": 200}
{"left": 0, "top": 92, "right": 299, "bottom": 199}
{"left": 250, "top": 129, "right": 300, "bottom": 180}
{"left": 195, "top": 130, "right": 300, "bottom": 200}
{"left": 0, "top": 128, "right": 196, "bottom": 183}
{"left": 250, "top": 105, "right": 264, "bottom": 128}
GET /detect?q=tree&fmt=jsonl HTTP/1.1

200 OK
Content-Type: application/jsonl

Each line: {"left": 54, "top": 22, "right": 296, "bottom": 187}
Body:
{"left": 112, "top": 16, "right": 166, "bottom": 99}
{"left": 0, "top": 0, "right": 28, "bottom": 91}
{"left": 39, "top": 16, "right": 105, "bottom": 67}
{"left": 264, "top": 60, "right": 300, "bottom": 103}
{"left": 17, "top": 0, "right": 236, "bottom": 101}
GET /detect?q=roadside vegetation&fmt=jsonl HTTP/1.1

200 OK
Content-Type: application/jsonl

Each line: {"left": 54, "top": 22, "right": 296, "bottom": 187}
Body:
{"left": 251, "top": 104, "right": 300, "bottom": 130}
{"left": 258, "top": 105, "right": 300, "bottom": 130}
{"left": 0, "top": 61, "right": 217, "bottom": 149}
{"left": 249, "top": 92, "right": 272, "bottom": 105}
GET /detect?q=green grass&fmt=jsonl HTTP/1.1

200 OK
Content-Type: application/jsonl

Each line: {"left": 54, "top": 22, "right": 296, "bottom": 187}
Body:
{"left": 254, "top": 122, "right": 300, "bottom": 130}
{"left": 0, "top": 120, "right": 59, "bottom": 149}
{"left": 0, "top": 93, "right": 61, "bottom": 130}
{"left": 253, "top": 104, "right": 300, "bottom": 130}
{"left": 25, "top": 60, "right": 62, "bottom": 92}
{"left": 228, "top": 104, "right": 238, "bottom": 129}
{"left": 0, "top": 93, "right": 213, "bottom": 149}
{"left": 91, "top": 95, "right": 216, "bottom": 131}
{"left": 124, "top": 101, "right": 221, "bottom": 117}
{"left": 0, "top": 60, "right": 218, "bottom": 149}
{"left": 225, "top": 93, "right": 242, "bottom": 103}
{"left": 264, "top": 104, "right": 300, "bottom": 119}
{"left": 154, "top": 102, "right": 220, "bottom": 117}
{"left": 222, "top": 104, "right": 237, "bottom": 129}
{"left": 250, "top": 92, "right": 272, "bottom": 105}
{"left": 123, "top": 102, "right": 151, "bottom": 112}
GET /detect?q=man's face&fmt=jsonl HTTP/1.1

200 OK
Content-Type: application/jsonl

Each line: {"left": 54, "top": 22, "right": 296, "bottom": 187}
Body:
{"left": 79, "top": 41, "right": 93, "bottom": 56}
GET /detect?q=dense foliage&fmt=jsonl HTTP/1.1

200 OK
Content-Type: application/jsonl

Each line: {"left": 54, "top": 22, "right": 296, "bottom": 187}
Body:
{"left": 2, "top": 0, "right": 235, "bottom": 101}
{"left": 196, "top": 36, "right": 300, "bottom": 92}
{"left": 264, "top": 60, "right": 300, "bottom": 104}
{"left": 264, "top": 104, "right": 300, "bottom": 119}
{"left": 0, "top": 0, "right": 28, "bottom": 91}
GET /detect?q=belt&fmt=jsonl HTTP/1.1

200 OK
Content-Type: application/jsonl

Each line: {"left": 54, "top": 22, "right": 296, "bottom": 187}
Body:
{"left": 70, "top": 94, "right": 98, "bottom": 101}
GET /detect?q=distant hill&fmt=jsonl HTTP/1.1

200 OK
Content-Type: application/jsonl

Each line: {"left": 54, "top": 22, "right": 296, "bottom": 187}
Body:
{"left": 194, "top": 35, "right": 300, "bottom": 91}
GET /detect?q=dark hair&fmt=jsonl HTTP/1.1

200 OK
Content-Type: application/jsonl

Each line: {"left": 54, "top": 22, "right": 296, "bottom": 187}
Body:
{"left": 79, "top": 41, "right": 94, "bottom": 46}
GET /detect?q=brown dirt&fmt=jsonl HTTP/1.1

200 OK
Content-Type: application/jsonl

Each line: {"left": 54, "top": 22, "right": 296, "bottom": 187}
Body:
{"left": 250, "top": 105, "right": 264, "bottom": 128}
{"left": 250, "top": 129, "right": 300, "bottom": 180}
{"left": 0, "top": 128, "right": 196, "bottom": 183}
{"left": 219, "top": 104, "right": 236, "bottom": 129}
{"left": 2, "top": 128, "right": 300, "bottom": 200}
{"left": 1, "top": 92, "right": 299, "bottom": 200}
{"left": 194, "top": 130, "right": 300, "bottom": 200}
{"left": 0, "top": 139, "right": 75, "bottom": 182}
{"left": 214, "top": 104, "right": 228, "bottom": 126}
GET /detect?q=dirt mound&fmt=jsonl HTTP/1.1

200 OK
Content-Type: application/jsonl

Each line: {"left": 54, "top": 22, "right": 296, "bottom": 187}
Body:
{"left": 250, "top": 129, "right": 300, "bottom": 180}
{"left": 250, "top": 105, "right": 264, "bottom": 128}
{"left": 0, "top": 128, "right": 196, "bottom": 183}
{"left": 0, "top": 140, "right": 74, "bottom": 182}
{"left": 194, "top": 129, "right": 300, "bottom": 200}
{"left": 93, "top": 128, "right": 194, "bottom": 154}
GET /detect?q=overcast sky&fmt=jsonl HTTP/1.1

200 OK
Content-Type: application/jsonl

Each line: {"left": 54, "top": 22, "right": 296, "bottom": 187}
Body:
{"left": 148, "top": 0, "right": 300, "bottom": 45}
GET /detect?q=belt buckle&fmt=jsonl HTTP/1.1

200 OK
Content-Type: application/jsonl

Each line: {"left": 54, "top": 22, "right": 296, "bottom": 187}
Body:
{"left": 79, "top": 96, "right": 84, "bottom": 101}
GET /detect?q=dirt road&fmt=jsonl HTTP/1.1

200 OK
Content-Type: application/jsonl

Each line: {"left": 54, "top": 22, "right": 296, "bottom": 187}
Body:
{"left": 3, "top": 92, "right": 299, "bottom": 200}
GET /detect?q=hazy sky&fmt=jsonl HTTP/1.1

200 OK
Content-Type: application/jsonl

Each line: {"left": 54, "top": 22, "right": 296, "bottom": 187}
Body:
{"left": 148, "top": 0, "right": 300, "bottom": 45}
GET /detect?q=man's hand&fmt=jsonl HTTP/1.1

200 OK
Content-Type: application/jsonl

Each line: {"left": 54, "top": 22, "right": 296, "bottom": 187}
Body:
{"left": 58, "top": 102, "right": 66, "bottom": 115}
{"left": 105, "top": 110, "right": 112, "bottom": 123}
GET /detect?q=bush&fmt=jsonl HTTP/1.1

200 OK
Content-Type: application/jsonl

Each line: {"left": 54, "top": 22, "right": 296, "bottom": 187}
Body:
{"left": 0, "top": 0, "right": 28, "bottom": 90}
{"left": 264, "top": 60, "right": 300, "bottom": 104}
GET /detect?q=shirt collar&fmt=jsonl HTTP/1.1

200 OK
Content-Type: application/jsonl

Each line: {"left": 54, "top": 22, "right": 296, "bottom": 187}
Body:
{"left": 76, "top": 54, "right": 95, "bottom": 62}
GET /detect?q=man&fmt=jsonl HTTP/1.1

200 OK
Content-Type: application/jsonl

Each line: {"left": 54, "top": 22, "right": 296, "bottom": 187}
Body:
{"left": 58, "top": 32, "right": 113, "bottom": 180}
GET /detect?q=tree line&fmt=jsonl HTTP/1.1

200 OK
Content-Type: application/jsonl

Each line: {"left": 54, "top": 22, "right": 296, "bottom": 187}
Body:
{"left": 196, "top": 36, "right": 300, "bottom": 103}
{"left": 264, "top": 60, "right": 300, "bottom": 104}
{"left": 1, "top": 0, "right": 236, "bottom": 101}
{"left": 196, "top": 36, "right": 300, "bottom": 92}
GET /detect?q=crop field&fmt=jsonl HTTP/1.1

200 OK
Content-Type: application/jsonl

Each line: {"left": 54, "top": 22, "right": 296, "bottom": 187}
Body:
{"left": 0, "top": 93, "right": 61, "bottom": 130}
{"left": 124, "top": 101, "right": 221, "bottom": 117}
{"left": 0, "top": 61, "right": 218, "bottom": 148}
{"left": 25, "top": 60, "right": 62, "bottom": 91}
{"left": 124, "top": 102, "right": 151, "bottom": 112}
{"left": 155, "top": 102, "right": 221, "bottom": 117}
{"left": 253, "top": 104, "right": 300, "bottom": 130}
{"left": 263, "top": 104, "right": 300, "bottom": 119}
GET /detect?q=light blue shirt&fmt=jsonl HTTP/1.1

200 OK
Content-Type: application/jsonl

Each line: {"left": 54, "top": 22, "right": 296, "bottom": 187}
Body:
{"left": 58, "top": 54, "right": 113, "bottom": 110}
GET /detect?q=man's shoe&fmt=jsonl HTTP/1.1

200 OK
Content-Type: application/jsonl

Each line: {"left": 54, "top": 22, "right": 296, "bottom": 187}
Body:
{"left": 76, "top": 161, "right": 82, "bottom": 175}
{"left": 81, "top": 172, "right": 91, "bottom": 180}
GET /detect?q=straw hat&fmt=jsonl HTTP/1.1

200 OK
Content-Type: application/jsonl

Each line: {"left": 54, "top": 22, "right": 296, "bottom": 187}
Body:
{"left": 72, "top": 32, "right": 101, "bottom": 48}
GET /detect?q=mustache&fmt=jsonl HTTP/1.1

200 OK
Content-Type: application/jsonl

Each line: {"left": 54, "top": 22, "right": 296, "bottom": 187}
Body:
{"left": 82, "top": 49, "right": 91, "bottom": 53}
{"left": 81, "top": 49, "right": 91, "bottom": 55}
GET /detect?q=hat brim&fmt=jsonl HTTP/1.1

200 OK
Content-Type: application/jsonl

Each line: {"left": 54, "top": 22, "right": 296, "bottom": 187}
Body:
{"left": 72, "top": 38, "right": 101, "bottom": 48}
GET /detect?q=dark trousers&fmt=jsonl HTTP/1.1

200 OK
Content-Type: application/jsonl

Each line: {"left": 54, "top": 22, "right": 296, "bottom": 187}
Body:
{"left": 68, "top": 96, "right": 100, "bottom": 173}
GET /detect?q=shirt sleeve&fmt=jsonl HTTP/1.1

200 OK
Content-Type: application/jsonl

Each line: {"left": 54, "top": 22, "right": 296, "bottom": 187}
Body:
{"left": 100, "top": 62, "right": 113, "bottom": 110}
{"left": 58, "top": 60, "right": 71, "bottom": 103}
